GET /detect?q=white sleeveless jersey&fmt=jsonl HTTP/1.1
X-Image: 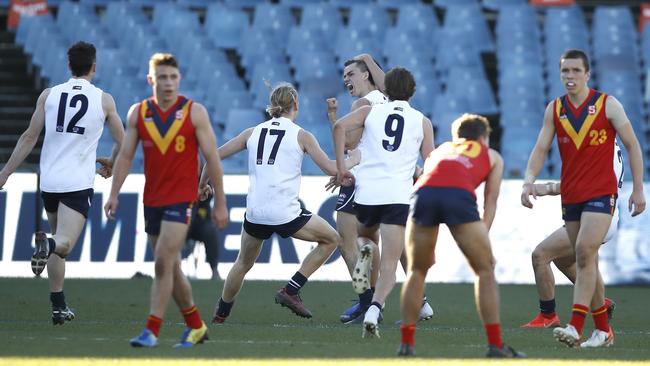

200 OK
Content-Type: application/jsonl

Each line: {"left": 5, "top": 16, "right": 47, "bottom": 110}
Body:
{"left": 40, "top": 78, "right": 105, "bottom": 192}
{"left": 603, "top": 141, "right": 624, "bottom": 243}
{"left": 245, "top": 117, "right": 304, "bottom": 225}
{"left": 354, "top": 100, "right": 424, "bottom": 205}
{"left": 361, "top": 89, "right": 387, "bottom": 106}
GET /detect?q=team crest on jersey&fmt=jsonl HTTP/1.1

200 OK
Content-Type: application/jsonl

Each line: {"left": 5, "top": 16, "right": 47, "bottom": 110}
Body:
{"left": 175, "top": 110, "right": 184, "bottom": 120}
{"left": 559, "top": 107, "right": 567, "bottom": 120}
{"left": 588, "top": 105, "right": 597, "bottom": 114}
{"left": 144, "top": 109, "right": 153, "bottom": 121}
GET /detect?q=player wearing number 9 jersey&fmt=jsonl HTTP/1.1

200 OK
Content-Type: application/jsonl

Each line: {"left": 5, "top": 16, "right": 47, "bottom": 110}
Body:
{"left": 105, "top": 53, "right": 229, "bottom": 348}
{"left": 0, "top": 41, "right": 124, "bottom": 324}
{"left": 205, "top": 83, "right": 361, "bottom": 322}
{"left": 333, "top": 67, "right": 435, "bottom": 338}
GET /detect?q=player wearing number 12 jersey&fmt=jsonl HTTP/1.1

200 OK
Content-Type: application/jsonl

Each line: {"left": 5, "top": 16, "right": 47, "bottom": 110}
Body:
{"left": 0, "top": 41, "right": 124, "bottom": 325}
{"left": 205, "top": 83, "right": 360, "bottom": 322}
{"left": 105, "top": 53, "right": 229, "bottom": 348}
{"left": 333, "top": 67, "right": 435, "bottom": 338}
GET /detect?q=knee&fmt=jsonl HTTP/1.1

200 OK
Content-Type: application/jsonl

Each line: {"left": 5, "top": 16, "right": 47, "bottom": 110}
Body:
{"left": 54, "top": 237, "right": 73, "bottom": 257}
{"left": 319, "top": 229, "right": 340, "bottom": 249}
{"left": 575, "top": 246, "right": 593, "bottom": 269}
{"left": 154, "top": 257, "right": 174, "bottom": 277}
{"left": 531, "top": 247, "right": 549, "bottom": 268}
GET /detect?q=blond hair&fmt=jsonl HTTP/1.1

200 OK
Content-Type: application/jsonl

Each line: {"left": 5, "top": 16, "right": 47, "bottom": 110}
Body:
{"left": 451, "top": 113, "right": 492, "bottom": 140}
{"left": 148, "top": 53, "right": 178, "bottom": 74}
{"left": 266, "top": 82, "right": 298, "bottom": 118}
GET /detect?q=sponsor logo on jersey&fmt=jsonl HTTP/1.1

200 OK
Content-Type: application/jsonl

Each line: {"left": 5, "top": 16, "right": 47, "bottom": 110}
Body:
{"left": 175, "top": 110, "right": 184, "bottom": 120}
{"left": 73, "top": 85, "right": 82, "bottom": 90}
{"left": 588, "top": 105, "right": 597, "bottom": 114}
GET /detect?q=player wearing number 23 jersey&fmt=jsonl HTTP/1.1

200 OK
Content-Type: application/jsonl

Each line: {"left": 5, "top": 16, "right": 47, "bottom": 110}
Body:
{"left": 553, "top": 88, "right": 617, "bottom": 205}
{"left": 137, "top": 95, "right": 198, "bottom": 207}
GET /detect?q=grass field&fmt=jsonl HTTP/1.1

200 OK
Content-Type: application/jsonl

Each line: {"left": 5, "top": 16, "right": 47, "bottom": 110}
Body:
{"left": 1, "top": 278, "right": 649, "bottom": 365}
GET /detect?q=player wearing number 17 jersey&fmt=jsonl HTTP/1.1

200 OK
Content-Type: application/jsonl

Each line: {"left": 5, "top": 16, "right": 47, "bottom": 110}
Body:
{"left": 205, "top": 83, "right": 360, "bottom": 322}
{"left": 0, "top": 41, "right": 124, "bottom": 325}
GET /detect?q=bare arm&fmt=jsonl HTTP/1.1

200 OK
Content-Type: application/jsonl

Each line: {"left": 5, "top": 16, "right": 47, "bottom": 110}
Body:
{"left": 483, "top": 149, "right": 504, "bottom": 230}
{"left": 333, "top": 105, "right": 371, "bottom": 185}
{"left": 534, "top": 182, "right": 560, "bottom": 196}
{"left": 521, "top": 102, "right": 555, "bottom": 208}
{"left": 199, "top": 127, "right": 253, "bottom": 189}
{"left": 193, "top": 103, "right": 228, "bottom": 229}
{"left": 420, "top": 116, "right": 435, "bottom": 160}
{"left": 0, "top": 89, "right": 49, "bottom": 187}
{"left": 104, "top": 103, "right": 140, "bottom": 219}
{"left": 342, "top": 98, "right": 371, "bottom": 149}
{"left": 96, "top": 92, "right": 125, "bottom": 178}
{"left": 299, "top": 129, "right": 360, "bottom": 176}
{"left": 607, "top": 96, "right": 646, "bottom": 216}
{"left": 356, "top": 53, "right": 385, "bottom": 92}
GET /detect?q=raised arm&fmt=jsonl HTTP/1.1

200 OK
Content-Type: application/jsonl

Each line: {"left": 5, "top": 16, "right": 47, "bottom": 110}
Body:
{"left": 199, "top": 127, "right": 253, "bottom": 190}
{"left": 0, "top": 89, "right": 49, "bottom": 188}
{"left": 104, "top": 103, "right": 140, "bottom": 219}
{"left": 193, "top": 103, "right": 228, "bottom": 229}
{"left": 521, "top": 101, "right": 556, "bottom": 208}
{"left": 96, "top": 92, "right": 125, "bottom": 178}
{"left": 607, "top": 96, "right": 646, "bottom": 216}
{"left": 299, "top": 129, "right": 360, "bottom": 176}
{"left": 483, "top": 149, "right": 504, "bottom": 230}
{"left": 333, "top": 105, "right": 371, "bottom": 185}
{"left": 356, "top": 53, "right": 385, "bottom": 92}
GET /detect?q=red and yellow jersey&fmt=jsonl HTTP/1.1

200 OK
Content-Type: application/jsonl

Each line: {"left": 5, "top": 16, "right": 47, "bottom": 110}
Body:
{"left": 137, "top": 95, "right": 198, "bottom": 207}
{"left": 415, "top": 139, "right": 491, "bottom": 197}
{"left": 553, "top": 89, "right": 617, "bottom": 204}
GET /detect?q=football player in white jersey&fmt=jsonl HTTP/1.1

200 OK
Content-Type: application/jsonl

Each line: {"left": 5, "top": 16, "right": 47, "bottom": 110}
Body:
{"left": 333, "top": 67, "right": 435, "bottom": 337}
{"left": 326, "top": 54, "right": 433, "bottom": 324}
{"left": 202, "top": 83, "right": 360, "bottom": 322}
{"left": 0, "top": 41, "right": 124, "bottom": 324}
{"left": 521, "top": 142, "right": 624, "bottom": 334}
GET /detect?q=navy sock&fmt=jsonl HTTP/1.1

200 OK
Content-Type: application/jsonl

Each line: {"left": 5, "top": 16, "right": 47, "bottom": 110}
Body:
{"left": 285, "top": 272, "right": 308, "bottom": 296}
{"left": 50, "top": 291, "right": 66, "bottom": 308}
{"left": 370, "top": 301, "right": 382, "bottom": 311}
{"left": 540, "top": 299, "right": 556, "bottom": 315}
{"left": 216, "top": 298, "right": 234, "bottom": 318}
{"left": 47, "top": 238, "right": 56, "bottom": 255}
{"left": 359, "top": 289, "right": 373, "bottom": 307}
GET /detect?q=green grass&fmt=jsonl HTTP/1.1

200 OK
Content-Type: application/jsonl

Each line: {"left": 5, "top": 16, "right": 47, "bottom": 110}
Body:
{"left": 0, "top": 278, "right": 649, "bottom": 363}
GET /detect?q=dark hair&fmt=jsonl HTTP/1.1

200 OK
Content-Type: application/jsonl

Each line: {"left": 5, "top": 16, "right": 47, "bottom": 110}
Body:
{"left": 67, "top": 41, "right": 96, "bottom": 77}
{"left": 452, "top": 113, "right": 491, "bottom": 140}
{"left": 343, "top": 58, "right": 382, "bottom": 86}
{"left": 384, "top": 67, "right": 415, "bottom": 101}
{"left": 559, "top": 49, "right": 590, "bottom": 72}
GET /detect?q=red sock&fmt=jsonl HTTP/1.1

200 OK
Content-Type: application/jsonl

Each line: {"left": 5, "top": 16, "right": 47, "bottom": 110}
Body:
{"left": 591, "top": 304, "right": 610, "bottom": 332}
{"left": 569, "top": 304, "right": 589, "bottom": 336}
{"left": 400, "top": 324, "right": 416, "bottom": 346}
{"left": 146, "top": 315, "right": 163, "bottom": 337}
{"left": 485, "top": 323, "right": 503, "bottom": 348}
{"left": 181, "top": 305, "right": 203, "bottom": 329}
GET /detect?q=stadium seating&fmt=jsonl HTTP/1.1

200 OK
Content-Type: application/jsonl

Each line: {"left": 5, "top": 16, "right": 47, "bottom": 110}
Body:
{"left": 11, "top": 0, "right": 650, "bottom": 176}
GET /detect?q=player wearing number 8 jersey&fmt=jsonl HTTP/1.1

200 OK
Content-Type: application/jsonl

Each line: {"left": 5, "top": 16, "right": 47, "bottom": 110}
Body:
{"left": 203, "top": 83, "right": 360, "bottom": 322}
{"left": 333, "top": 67, "right": 435, "bottom": 338}
{"left": 105, "top": 53, "right": 229, "bottom": 348}
{"left": 0, "top": 41, "right": 124, "bottom": 325}
{"left": 521, "top": 49, "right": 645, "bottom": 348}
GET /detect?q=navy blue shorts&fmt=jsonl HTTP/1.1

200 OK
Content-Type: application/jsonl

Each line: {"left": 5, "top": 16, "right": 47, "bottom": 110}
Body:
{"left": 355, "top": 203, "right": 409, "bottom": 227}
{"left": 336, "top": 184, "right": 356, "bottom": 214}
{"left": 144, "top": 202, "right": 193, "bottom": 235}
{"left": 409, "top": 186, "right": 480, "bottom": 226}
{"left": 42, "top": 188, "right": 94, "bottom": 218}
{"left": 244, "top": 209, "right": 312, "bottom": 240}
{"left": 562, "top": 194, "right": 617, "bottom": 221}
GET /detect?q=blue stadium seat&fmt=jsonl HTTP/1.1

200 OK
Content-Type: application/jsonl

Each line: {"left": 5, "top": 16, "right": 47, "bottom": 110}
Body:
{"left": 483, "top": 0, "right": 527, "bottom": 10}
{"left": 176, "top": 0, "right": 213, "bottom": 9}
{"left": 249, "top": 63, "right": 293, "bottom": 109}
{"left": 297, "top": 92, "right": 329, "bottom": 127}
{"left": 287, "top": 27, "right": 331, "bottom": 59}
{"left": 447, "top": 76, "right": 498, "bottom": 115}
{"left": 334, "top": 91, "right": 354, "bottom": 116}
{"left": 56, "top": 1, "right": 96, "bottom": 29}
{"left": 299, "top": 3, "right": 342, "bottom": 35}
{"left": 16, "top": 13, "right": 54, "bottom": 47}
{"left": 252, "top": 3, "right": 295, "bottom": 38}
{"left": 441, "top": 3, "right": 494, "bottom": 53}
{"left": 224, "top": 109, "right": 265, "bottom": 140}
{"left": 434, "top": 0, "right": 478, "bottom": 8}
{"left": 224, "top": 0, "right": 266, "bottom": 7}
{"left": 376, "top": 0, "right": 421, "bottom": 9}
{"left": 348, "top": 4, "right": 390, "bottom": 39}
{"left": 328, "top": 0, "right": 373, "bottom": 8}
{"left": 210, "top": 91, "right": 254, "bottom": 125}
{"left": 334, "top": 28, "right": 383, "bottom": 62}
{"left": 205, "top": 4, "right": 250, "bottom": 49}
{"left": 384, "top": 29, "right": 436, "bottom": 63}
